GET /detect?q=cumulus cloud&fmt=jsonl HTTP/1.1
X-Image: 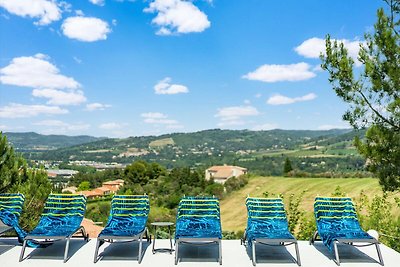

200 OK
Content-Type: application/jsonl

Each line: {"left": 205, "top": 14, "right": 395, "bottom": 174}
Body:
{"left": 61, "top": 16, "right": 111, "bottom": 42}
{"left": 154, "top": 77, "right": 189, "bottom": 94}
{"left": 267, "top": 93, "right": 317, "bottom": 105}
{"left": 295, "top": 37, "right": 365, "bottom": 66}
{"left": 243, "top": 62, "right": 316, "bottom": 83}
{"left": 33, "top": 120, "right": 90, "bottom": 131}
{"left": 89, "top": 0, "right": 105, "bottom": 6}
{"left": 215, "top": 105, "right": 260, "bottom": 127}
{"left": 141, "top": 112, "right": 180, "bottom": 125}
{"left": 252, "top": 123, "right": 278, "bottom": 131}
{"left": 86, "top": 103, "right": 111, "bottom": 111}
{"left": 0, "top": 0, "right": 61, "bottom": 25}
{"left": 144, "top": 0, "right": 210, "bottom": 35}
{"left": 0, "top": 54, "right": 80, "bottom": 89}
{"left": 0, "top": 103, "right": 68, "bottom": 118}
{"left": 32, "top": 88, "right": 87, "bottom": 105}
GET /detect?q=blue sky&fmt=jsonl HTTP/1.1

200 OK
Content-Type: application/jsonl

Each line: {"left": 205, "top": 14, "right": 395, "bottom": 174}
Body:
{"left": 0, "top": 0, "right": 385, "bottom": 137}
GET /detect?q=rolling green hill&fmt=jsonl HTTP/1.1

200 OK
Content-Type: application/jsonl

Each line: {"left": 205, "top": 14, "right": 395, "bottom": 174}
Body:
{"left": 3, "top": 132, "right": 104, "bottom": 151}
{"left": 4, "top": 128, "right": 368, "bottom": 175}
{"left": 220, "top": 176, "right": 400, "bottom": 232}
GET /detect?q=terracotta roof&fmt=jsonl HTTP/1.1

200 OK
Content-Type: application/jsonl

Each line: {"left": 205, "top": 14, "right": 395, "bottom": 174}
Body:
{"left": 95, "top": 186, "right": 112, "bottom": 193}
{"left": 77, "top": 190, "right": 102, "bottom": 197}
{"left": 212, "top": 169, "right": 234, "bottom": 179}
{"left": 207, "top": 165, "right": 247, "bottom": 171}
{"left": 103, "top": 179, "right": 124, "bottom": 185}
{"left": 102, "top": 185, "right": 118, "bottom": 192}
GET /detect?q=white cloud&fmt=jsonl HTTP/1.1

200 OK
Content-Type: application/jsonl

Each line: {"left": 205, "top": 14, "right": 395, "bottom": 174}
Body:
{"left": 0, "top": 103, "right": 68, "bottom": 118}
{"left": 243, "top": 62, "right": 316, "bottom": 83}
{"left": 0, "top": 54, "right": 80, "bottom": 89}
{"left": 154, "top": 77, "right": 189, "bottom": 94}
{"left": 267, "top": 93, "right": 317, "bottom": 105}
{"left": 32, "top": 88, "right": 87, "bottom": 105}
{"left": 0, "top": 0, "right": 61, "bottom": 25}
{"left": 215, "top": 105, "right": 260, "bottom": 127}
{"left": 89, "top": 0, "right": 105, "bottom": 6}
{"left": 73, "top": 56, "right": 82, "bottom": 64}
{"left": 99, "top": 122, "right": 123, "bottom": 130}
{"left": 86, "top": 103, "right": 111, "bottom": 111}
{"left": 295, "top": 37, "right": 364, "bottom": 66}
{"left": 252, "top": 123, "right": 278, "bottom": 131}
{"left": 61, "top": 16, "right": 111, "bottom": 42}
{"left": 33, "top": 120, "right": 90, "bottom": 131}
{"left": 141, "top": 112, "right": 180, "bottom": 125}
{"left": 144, "top": 0, "right": 210, "bottom": 35}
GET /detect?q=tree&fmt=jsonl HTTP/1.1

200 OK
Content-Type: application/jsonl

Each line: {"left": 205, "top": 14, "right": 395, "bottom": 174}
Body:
{"left": 283, "top": 157, "right": 293, "bottom": 174}
{"left": 0, "top": 133, "right": 52, "bottom": 230}
{"left": 77, "top": 181, "right": 91, "bottom": 191}
{"left": 321, "top": 0, "right": 400, "bottom": 191}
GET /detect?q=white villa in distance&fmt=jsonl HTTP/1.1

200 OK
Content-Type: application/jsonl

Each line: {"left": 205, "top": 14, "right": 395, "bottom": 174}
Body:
{"left": 205, "top": 165, "right": 248, "bottom": 184}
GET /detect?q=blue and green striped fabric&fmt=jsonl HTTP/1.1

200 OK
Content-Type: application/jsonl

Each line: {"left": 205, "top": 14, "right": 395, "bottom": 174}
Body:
{"left": 175, "top": 196, "right": 222, "bottom": 239}
{"left": 314, "top": 197, "right": 373, "bottom": 251}
{"left": 99, "top": 195, "right": 150, "bottom": 237}
{"left": 0, "top": 193, "right": 27, "bottom": 242}
{"left": 28, "top": 194, "right": 86, "bottom": 237}
{"left": 245, "top": 197, "right": 294, "bottom": 245}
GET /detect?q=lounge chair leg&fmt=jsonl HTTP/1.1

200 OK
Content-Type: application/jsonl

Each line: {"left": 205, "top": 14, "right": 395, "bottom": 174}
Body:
{"left": 252, "top": 240, "right": 256, "bottom": 266}
{"left": 310, "top": 231, "right": 318, "bottom": 245}
{"left": 333, "top": 241, "right": 340, "bottom": 266}
{"left": 19, "top": 239, "right": 28, "bottom": 262}
{"left": 218, "top": 240, "right": 222, "bottom": 265}
{"left": 295, "top": 241, "right": 301, "bottom": 266}
{"left": 138, "top": 233, "right": 143, "bottom": 264}
{"left": 375, "top": 243, "right": 384, "bottom": 266}
{"left": 175, "top": 241, "right": 179, "bottom": 265}
{"left": 94, "top": 238, "right": 101, "bottom": 263}
{"left": 64, "top": 237, "right": 71, "bottom": 263}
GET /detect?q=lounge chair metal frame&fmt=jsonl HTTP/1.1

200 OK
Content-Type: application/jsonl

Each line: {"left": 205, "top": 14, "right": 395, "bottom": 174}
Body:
{"left": 310, "top": 196, "right": 384, "bottom": 266}
{"left": 244, "top": 237, "right": 301, "bottom": 266}
{"left": 18, "top": 194, "right": 89, "bottom": 263}
{"left": 93, "top": 228, "right": 151, "bottom": 264}
{"left": 19, "top": 226, "right": 89, "bottom": 263}
{"left": 93, "top": 194, "right": 151, "bottom": 264}
{"left": 310, "top": 231, "right": 384, "bottom": 266}
{"left": 174, "top": 196, "right": 222, "bottom": 265}
{"left": 0, "top": 220, "right": 13, "bottom": 237}
{"left": 174, "top": 237, "right": 222, "bottom": 265}
{"left": 242, "top": 197, "right": 301, "bottom": 266}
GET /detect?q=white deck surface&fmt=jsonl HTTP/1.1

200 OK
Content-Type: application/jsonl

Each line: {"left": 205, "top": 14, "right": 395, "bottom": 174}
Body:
{"left": 0, "top": 238, "right": 399, "bottom": 267}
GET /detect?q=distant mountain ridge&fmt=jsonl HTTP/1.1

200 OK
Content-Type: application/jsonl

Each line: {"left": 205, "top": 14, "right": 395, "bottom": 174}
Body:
{"left": 4, "top": 132, "right": 105, "bottom": 151}
{"left": 3, "top": 128, "right": 367, "bottom": 175}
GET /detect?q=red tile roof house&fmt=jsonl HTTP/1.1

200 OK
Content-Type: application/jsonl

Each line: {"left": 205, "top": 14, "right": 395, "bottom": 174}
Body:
{"left": 205, "top": 165, "right": 248, "bottom": 184}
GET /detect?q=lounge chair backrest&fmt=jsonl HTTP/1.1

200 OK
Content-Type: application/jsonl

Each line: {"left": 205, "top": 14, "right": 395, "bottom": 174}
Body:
{"left": 177, "top": 196, "right": 220, "bottom": 219}
{"left": 314, "top": 197, "right": 358, "bottom": 223}
{"left": 246, "top": 197, "right": 287, "bottom": 221}
{"left": 40, "top": 194, "right": 86, "bottom": 227}
{"left": 110, "top": 195, "right": 149, "bottom": 218}
{"left": 0, "top": 193, "right": 25, "bottom": 226}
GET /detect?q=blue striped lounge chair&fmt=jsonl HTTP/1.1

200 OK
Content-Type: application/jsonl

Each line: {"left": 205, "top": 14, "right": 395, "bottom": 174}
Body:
{"left": 175, "top": 196, "right": 222, "bottom": 265}
{"left": 19, "top": 194, "right": 89, "bottom": 263}
{"left": 310, "top": 196, "right": 384, "bottom": 266}
{"left": 243, "top": 197, "right": 301, "bottom": 266}
{"left": 93, "top": 195, "right": 150, "bottom": 264}
{"left": 0, "top": 193, "right": 26, "bottom": 242}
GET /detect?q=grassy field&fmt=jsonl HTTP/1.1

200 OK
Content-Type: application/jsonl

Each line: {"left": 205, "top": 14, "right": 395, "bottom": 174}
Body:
{"left": 220, "top": 176, "right": 400, "bottom": 232}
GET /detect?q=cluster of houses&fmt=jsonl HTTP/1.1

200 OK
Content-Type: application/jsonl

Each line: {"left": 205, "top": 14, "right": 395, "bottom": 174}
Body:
{"left": 58, "top": 165, "right": 247, "bottom": 199}
{"left": 62, "top": 179, "right": 125, "bottom": 199}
